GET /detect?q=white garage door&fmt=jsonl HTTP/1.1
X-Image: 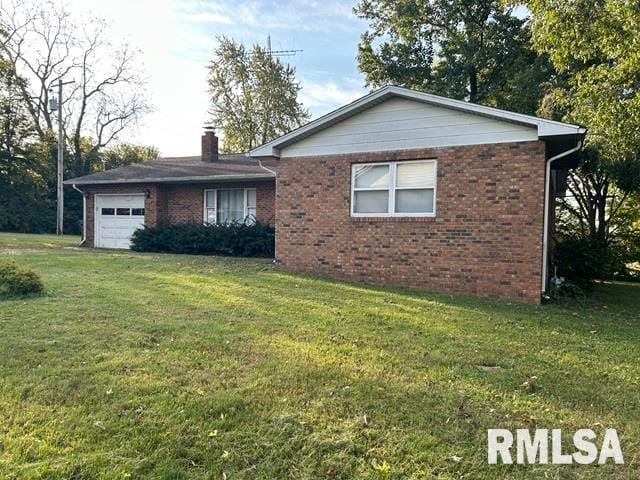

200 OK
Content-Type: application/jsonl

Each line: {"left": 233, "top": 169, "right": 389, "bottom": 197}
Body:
{"left": 95, "top": 194, "right": 146, "bottom": 249}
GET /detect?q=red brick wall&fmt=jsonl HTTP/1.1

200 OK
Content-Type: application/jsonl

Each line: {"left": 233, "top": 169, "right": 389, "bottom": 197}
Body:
{"left": 275, "top": 141, "right": 547, "bottom": 304}
{"left": 81, "top": 181, "right": 275, "bottom": 247}
{"left": 162, "top": 181, "right": 275, "bottom": 225}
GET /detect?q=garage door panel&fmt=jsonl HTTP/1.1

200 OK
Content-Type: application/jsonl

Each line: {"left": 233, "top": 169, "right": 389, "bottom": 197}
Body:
{"left": 96, "top": 194, "right": 146, "bottom": 249}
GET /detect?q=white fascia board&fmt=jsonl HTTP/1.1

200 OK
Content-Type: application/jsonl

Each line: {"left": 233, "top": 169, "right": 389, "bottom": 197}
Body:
{"left": 248, "top": 85, "right": 586, "bottom": 158}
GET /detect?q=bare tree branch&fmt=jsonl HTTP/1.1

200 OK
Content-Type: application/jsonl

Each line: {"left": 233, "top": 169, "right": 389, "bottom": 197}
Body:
{"left": 0, "top": 0, "right": 149, "bottom": 174}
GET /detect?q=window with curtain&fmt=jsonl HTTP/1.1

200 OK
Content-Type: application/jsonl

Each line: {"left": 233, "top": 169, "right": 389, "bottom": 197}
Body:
{"left": 217, "top": 189, "right": 245, "bottom": 224}
{"left": 352, "top": 160, "right": 436, "bottom": 216}
{"left": 204, "top": 189, "right": 257, "bottom": 224}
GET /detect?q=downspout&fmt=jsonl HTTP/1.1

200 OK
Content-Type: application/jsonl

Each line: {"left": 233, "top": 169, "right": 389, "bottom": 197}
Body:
{"left": 72, "top": 184, "right": 87, "bottom": 246}
{"left": 257, "top": 159, "right": 277, "bottom": 176}
{"left": 541, "top": 139, "right": 583, "bottom": 295}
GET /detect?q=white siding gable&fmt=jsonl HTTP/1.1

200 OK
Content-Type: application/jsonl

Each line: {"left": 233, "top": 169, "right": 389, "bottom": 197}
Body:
{"left": 280, "top": 97, "right": 538, "bottom": 158}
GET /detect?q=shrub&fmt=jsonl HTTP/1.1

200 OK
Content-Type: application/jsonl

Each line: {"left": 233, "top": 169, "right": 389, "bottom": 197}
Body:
{"left": 0, "top": 261, "right": 44, "bottom": 298}
{"left": 553, "top": 235, "right": 607, "bottom": 290}
{"left": 131, "top": 221, "right": 275, "bottom": 257}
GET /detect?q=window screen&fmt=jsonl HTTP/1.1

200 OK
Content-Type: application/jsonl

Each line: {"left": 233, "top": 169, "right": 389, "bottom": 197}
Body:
{"left": 352, "top": 160, "right": 436, "bottom": 216}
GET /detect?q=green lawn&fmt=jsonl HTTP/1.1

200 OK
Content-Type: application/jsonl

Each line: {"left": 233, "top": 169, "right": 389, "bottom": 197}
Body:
{"left": 0, "top": 233, "right": 638, "bottom": 479}
{"left": 0, "top": 232, "right": 80, "bottom": 250}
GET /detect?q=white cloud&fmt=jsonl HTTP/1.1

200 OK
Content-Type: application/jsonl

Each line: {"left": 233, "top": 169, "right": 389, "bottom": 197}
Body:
{"left": 59, "top": 0, "right": 368, "bottom": 155}
{"left": 300, "top": 78, "right": 366, "bottom": 115}
{"left": 177, "top": 0, "right": 361, "bottom": 34}
{"left": 180, "top": 12, "right": 233, "bottom": 24}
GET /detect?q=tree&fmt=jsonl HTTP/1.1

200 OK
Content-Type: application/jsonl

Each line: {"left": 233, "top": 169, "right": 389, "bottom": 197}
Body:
{"left": 0, "top": 0, "right": 154, "bottom": 234}
{"left": 528, "top": 0, "right": 640, "bottom": 274}
{"left": 0, "top": 0, "right": 149, "bottom": 177}
{"left": 207, "top": 36, "right": 309, "bottom": 152}
{"left": 98, "top": 143, "right": 158, "bottom": 172}
{"left": 354, "top": 0, "right": 552, "bottom": 114}
{"left": 0, "top": 53, "right": 54, "bottom": 232}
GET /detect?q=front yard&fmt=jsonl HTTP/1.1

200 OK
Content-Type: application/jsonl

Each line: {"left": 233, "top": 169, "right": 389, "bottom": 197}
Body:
{"left": 0, "top": 233, "right": 638, "bottom": 479}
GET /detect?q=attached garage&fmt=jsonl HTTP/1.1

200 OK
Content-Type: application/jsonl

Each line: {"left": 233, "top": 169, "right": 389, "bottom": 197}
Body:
{"left": 95, "top": 194, "right": 146, "bottom": 249}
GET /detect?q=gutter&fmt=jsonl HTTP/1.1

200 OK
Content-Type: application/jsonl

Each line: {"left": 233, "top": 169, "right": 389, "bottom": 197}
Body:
{"left": 72, "top": 184, "right": 87, "bottom": 246}
{"left": 63, "top": 173, "right": 275, "bottom": 186}
{"left": 541, "top": 138, "right": 583, "bottom": 295}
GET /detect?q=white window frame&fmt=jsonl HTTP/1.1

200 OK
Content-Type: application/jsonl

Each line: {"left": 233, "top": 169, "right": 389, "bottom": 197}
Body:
{"left": 203, "top": 188, "right": 257, "bottom": 225}
{"left": 350, "top": 159, "right": 437, "bottom": 218}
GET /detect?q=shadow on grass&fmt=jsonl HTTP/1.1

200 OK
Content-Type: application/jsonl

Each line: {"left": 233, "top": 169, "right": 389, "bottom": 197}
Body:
{"left": 3, "top": 250, "right": 639, "bottom": 479}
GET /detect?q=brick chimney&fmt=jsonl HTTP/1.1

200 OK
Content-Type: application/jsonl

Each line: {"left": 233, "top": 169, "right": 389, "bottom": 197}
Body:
{"left": 201, "top": 125, "right": 218, "bottom": 162}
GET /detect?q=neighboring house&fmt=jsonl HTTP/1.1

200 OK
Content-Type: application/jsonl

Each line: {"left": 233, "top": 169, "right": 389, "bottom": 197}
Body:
{"left": 66, "top": 86, "right": 585, "bottom": 303}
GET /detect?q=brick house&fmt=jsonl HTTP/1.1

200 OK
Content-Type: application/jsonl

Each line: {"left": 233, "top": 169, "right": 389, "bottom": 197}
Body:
{"left": 67, "top": 86, "right": 585, "bottom": 303}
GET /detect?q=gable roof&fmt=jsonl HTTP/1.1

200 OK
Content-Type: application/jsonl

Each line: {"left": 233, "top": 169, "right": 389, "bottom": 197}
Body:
{"left": 249, "top": 85, "right": 586, "bottom": 158}
{"left": 64, "top": 154, "right": 274, "bottom": 186}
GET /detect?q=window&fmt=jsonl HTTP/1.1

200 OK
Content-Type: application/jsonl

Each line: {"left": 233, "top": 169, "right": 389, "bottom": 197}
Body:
{"left": 204, "top": 188, "right": 257, "bottom": 225}
{"left": 217, "top": 189, "right": 245, "bottom": 224}
{"left": 205, "top": 190, "right": 216, "bottom": 224}
{"left": 351, "top": 160, "right": 436, "bottom": 216}
{"left": 246, "top": 189, "right": 257, "bottom": 225}
{"left": 101, "top": 208, "right": 115, "bottom": 216}
{"left": 116, "top": 208, "right": 131, "bottom": 216}
{"left": 131, "top": 208, "right": 145, "bottom": 216}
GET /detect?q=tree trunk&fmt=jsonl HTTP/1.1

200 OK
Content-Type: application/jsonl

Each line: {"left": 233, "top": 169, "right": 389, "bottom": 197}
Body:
{"left": 469, "top": 67, "right": 478, "bottom": 103}
{"left": 596, "top": 180, "right": 609, "bottom": 243}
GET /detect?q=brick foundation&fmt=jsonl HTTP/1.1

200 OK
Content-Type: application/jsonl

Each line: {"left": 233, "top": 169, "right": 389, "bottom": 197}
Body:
{"left": 274, "top": 141, "right": 546, "bottom": 304}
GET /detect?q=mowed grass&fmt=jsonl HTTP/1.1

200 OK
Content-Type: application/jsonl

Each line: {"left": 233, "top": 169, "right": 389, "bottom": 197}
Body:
{"left": 0, "top": 232, "right": 80, "bottom": 250}
{"left": 0, "top": 233, "right": 638, "bottom": 479}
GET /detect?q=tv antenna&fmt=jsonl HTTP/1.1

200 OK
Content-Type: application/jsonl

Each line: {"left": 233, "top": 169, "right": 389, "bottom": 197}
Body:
{"left": 265, "top": 35, "right": 302, "bottom": 59}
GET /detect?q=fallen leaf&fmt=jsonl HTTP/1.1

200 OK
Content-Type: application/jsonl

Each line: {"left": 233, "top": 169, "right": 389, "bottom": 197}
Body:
{"left": 475, "top": 365, "right": 503, "bottom": 373}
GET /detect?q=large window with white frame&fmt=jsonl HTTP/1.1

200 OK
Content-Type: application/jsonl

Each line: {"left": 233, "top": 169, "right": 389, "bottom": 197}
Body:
{"left": 204, "top": 188, "right": 257, "bottom": 225}
{"left": 351, "top": 160, "right": 436, "bottom": 216}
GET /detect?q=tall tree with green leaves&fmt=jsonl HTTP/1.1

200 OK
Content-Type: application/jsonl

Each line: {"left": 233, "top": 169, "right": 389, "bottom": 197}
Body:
{"left": 528, "top": 0, "right": 640, "bottom": 272}
{"left": 0, "top": 54, "right": 55, "bottom": 232}
{"left": 354, "top": 0, "right": 551, "bottom": 114}
{"left": 207, "top": 37, "right": 310, "bottom": 153}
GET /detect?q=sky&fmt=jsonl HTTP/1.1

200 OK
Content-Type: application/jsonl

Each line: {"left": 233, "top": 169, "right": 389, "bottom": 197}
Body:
{"left": 66, "top": 0, "right": 370, "bottom": 157}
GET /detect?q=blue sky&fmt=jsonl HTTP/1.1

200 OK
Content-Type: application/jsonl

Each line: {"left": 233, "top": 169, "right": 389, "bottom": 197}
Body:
{"left": 68, "top": 0, "right": 370, "bottom": 156}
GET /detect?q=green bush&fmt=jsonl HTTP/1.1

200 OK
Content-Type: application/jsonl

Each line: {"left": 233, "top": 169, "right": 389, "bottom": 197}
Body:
{"left": 0, "top": 261, "right": 44, "bottom": 298}
{"left": 131, "top": 221, "right": 275, "bottom": 257}
{"left": 553, "top": 235, "right": 607, "bottom": 289}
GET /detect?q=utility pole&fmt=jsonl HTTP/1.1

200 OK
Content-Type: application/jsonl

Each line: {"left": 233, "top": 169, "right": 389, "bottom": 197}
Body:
{"left": 52, "top": 79, "right": 73, "bottom": 235}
